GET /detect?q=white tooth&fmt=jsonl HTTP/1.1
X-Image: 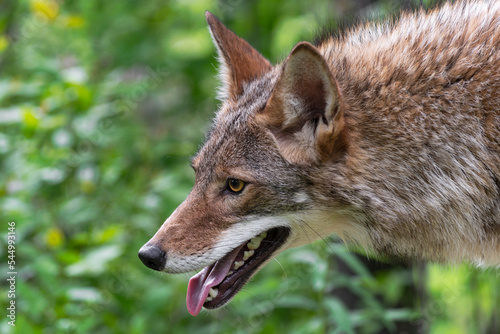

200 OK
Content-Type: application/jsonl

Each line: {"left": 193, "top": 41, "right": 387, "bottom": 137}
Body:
{"left": 209, "top": 288, "right": 218, "bottom": 298}
{"left": 233, "top": 261, "right": 245, "bottom": 270}
{"left": 247, "top": 238, "right": 262, "bottom": 250}
{"left": 247, "top": 242, "right": 258, "bottom": 250}
{"left": 251, "top": 236, "right": 263, "bottom": 243}
{"left": 243, "top": 250, "right": 254, "bottom": 261}
{"left": 206, "top": 296, "right": 213, "bottom": 301}
{"left": 226, "top": 271, "right": 233, "bottom": 276}
{"left": 247, "top": 232, "right": 267, "bottom": 249}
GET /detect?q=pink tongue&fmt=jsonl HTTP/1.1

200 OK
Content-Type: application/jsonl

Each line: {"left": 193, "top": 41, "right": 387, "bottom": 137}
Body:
{"left": 186, "top": 245, "right": 244, "bottom": 316}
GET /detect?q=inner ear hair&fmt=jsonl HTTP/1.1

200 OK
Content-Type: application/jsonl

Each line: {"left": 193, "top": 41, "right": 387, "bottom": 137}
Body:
{"left": 257, "top": 42, "right": 348, "bottom": 165}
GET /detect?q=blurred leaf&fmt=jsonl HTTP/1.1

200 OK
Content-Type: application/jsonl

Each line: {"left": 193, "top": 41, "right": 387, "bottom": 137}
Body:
{"left": 30, "top": 0, "right": 60, "bottom": 21}
{"left": 63, "top": 15, "right": 86, "bottom": 28}
{"left": 167, "top": 29, "right": 213, "bottom": 59}
{"left": 66, "top": 245, "right": 123, "bottom": 276}
{"left": 383, "top": 308, "right": 415, "bottom": 322}
{"left": 0, "top": 35, "right": 9, "bottom": 54}
{"left": 276, "top": 295, "right": 318, "bottom": 310}
{"left": 67, "top": 287, "right": 102, "bottom": 302}
{"left": 331, "top": 244, "right": 373, "bottom": 278}
{"left": 45, "top": 226, "right": 65, "bottom": 248}
{"left": 324, "top": 298, "right": 354, "bottom": 334}
{"left": 22, "top": 107, "right": 39, "bottom": 133}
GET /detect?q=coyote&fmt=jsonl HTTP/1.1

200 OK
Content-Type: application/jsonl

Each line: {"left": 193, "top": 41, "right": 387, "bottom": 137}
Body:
{"left": 139, "top": 0, "right": 500, "bottom": 316}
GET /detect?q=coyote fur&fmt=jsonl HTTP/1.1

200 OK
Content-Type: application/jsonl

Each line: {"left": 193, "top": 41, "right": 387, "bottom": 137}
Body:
{"left": 139, "top": 0, "right": 500, "bottom": 316}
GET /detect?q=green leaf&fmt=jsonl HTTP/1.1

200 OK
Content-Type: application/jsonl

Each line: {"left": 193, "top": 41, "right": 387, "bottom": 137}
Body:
{"left": 324, "top": 298, "right": 355, "bottom": 334}
{"left": 66, "top": 245, "right": 123, "bottom": 276}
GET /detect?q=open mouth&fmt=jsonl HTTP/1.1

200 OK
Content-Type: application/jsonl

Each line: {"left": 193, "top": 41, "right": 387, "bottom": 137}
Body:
{"left": 186, "top": 226, "right": 290, "bottom": 316}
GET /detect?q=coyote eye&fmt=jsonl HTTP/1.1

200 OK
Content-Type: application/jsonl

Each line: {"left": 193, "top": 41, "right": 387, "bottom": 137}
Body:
{"left": 228, "top": 178, "right": 245, "bottom": 193}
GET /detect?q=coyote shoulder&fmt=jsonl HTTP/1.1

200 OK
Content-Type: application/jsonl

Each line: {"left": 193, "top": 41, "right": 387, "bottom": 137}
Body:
{"left": 139, "top": 0, "right": 500, "bottom": 315}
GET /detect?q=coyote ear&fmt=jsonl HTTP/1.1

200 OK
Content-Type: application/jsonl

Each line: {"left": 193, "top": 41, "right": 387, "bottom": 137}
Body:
{"left": 206, "top": 11, "right": 272, "bottom": 100}
{"left": 258, "top": 42, "right": 347, "bottom": 165}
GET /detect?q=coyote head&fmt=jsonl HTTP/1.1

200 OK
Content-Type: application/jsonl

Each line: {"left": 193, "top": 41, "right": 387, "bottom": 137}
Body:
{"left": 138, "top": 12, "right": 356, "bottom": 316}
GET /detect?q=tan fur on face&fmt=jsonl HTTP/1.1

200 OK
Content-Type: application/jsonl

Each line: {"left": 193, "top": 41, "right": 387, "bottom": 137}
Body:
{"left": 148, "top": 190, "right": 231, "bottom": 256}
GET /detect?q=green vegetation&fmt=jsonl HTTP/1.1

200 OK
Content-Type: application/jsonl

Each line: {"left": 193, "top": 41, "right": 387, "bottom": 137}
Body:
{"left": 0, "top": 0, "right": 498, "bottom": 333}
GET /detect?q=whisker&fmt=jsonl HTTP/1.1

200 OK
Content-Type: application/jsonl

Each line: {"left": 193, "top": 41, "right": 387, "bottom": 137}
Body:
{"left": 295, "top": 218, "right": 314, "bottom": 245}
{"left": 273, "top": 257, "right": 287, "bottom": 281}
{"left": 298, "top": 219, "right": 335, "bottom": 254}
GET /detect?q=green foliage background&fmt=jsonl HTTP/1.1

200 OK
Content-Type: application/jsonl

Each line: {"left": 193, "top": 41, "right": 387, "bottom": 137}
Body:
{"left": 0, "top": 0, "right": 498, "bottom": 333}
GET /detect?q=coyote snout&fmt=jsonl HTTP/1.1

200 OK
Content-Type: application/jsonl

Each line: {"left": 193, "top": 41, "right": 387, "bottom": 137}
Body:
{"left": 138, "top": 244, "right": 165, "bottom": 271}
{"left": 140, "top": 0, "right": 500, "bottom": 316}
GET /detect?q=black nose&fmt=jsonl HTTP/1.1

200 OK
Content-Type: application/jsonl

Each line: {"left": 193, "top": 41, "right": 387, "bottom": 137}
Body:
{"left": 138, "top": 244, "right": 166, "bottom": 271}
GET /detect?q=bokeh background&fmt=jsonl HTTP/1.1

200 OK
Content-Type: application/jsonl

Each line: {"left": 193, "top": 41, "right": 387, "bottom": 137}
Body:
{"left": 0, "top": 0, "right": 499, "bottom": 333}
